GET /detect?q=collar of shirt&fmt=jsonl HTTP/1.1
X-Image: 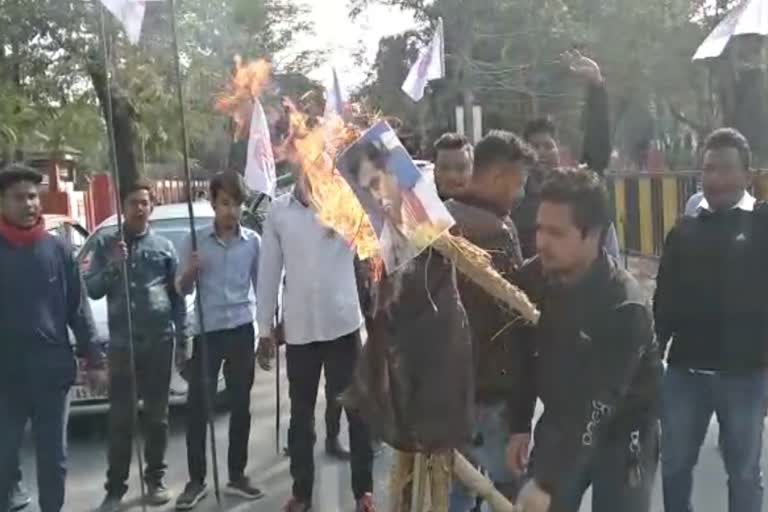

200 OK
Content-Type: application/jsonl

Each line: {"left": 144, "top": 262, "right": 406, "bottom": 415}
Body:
{"left": 697, "top": 192, "right": 755, "bottom": 215}
{"left": 204, "top": 224, "right": 247, "bottom": 245}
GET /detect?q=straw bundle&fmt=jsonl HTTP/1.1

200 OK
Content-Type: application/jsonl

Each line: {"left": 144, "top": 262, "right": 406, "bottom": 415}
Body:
{"left": 389, "top": 451, "right": 453, "bottom": 512}
{"left": 389, "top": 449, "right": 517, "bottom": 512}
{"left": 432, "top": 234, "right": 541, "bottom": 325}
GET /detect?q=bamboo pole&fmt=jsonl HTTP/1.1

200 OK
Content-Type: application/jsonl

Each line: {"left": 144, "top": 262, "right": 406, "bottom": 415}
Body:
{"left": 452, "top": 450, "right": 517, "bottom": 512}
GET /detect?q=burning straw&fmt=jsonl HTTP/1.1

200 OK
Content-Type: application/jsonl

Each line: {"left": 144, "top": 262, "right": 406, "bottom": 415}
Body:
{"left": 432, "top": 234, "right": 540, "bottom": 324}
{"left": 215, "top": 57, "right": 539, "bottom": 325}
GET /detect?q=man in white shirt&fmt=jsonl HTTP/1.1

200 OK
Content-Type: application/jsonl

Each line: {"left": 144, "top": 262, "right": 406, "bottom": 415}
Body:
{"left": 256, "top": 176, "right": 374, "bottom": 512}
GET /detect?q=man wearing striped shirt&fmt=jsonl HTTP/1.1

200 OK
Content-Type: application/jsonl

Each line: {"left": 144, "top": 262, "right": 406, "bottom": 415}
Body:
{"left": 256, "top": 176, "right": 375, "bottom": 512}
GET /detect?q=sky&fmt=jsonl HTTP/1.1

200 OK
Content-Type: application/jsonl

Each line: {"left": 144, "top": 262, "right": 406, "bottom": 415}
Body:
{"left": 295, "top": 0, "right": 420, "bottom": 89}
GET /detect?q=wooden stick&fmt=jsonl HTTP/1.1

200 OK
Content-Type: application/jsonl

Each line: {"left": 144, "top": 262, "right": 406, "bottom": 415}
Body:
{"left": 452, "top": 450, "right": 517, "bottom": 512}
{"left": 411, "top": 453, "right": 428, "bottom": 512}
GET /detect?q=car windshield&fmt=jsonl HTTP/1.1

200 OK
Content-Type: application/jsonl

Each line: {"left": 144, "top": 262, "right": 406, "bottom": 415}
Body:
{"left": 78, "top": 217, "right": 213, "bottom": 268}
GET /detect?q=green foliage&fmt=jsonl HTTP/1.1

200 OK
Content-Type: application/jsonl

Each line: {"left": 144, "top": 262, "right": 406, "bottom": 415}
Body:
{"left": 354, "top": 0, "right": 732, "bottom": 167}
{"left": 0, "top": 0, "right": 316, "bottom": 175}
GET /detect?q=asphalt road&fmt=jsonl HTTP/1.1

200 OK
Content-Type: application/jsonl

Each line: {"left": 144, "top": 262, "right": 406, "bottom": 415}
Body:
{"left": 16, "top": 257, "right": 768, "bottom": 511}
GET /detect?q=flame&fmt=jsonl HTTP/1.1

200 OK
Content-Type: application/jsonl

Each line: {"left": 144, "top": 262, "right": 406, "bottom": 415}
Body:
{"left": 216, "top": 56, "right": 383, "bottom": 271}
{"left": 214, "top": 56, "right": 272, "bottom": 140}
{"left": 285, "top": 107, "right": 382, "bottom": 264}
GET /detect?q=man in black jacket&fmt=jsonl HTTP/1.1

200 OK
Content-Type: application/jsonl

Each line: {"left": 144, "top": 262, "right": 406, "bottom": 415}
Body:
{"left": 86, "top": 178, "right": 187, "bottom": 511}
{"left": 654, "top": 128, "right": 767, "bottom": 512}
{"left": 514, "top": 51, "right": 620, "bottom": 261}
{"left": 509, "top": 169, "right": 661, "bottom": 512}
{"left": 445, "top": 131, "right": 536, "bottom": 510}
{"left": 0, "top": 165, "right": 106, "bottom": 512}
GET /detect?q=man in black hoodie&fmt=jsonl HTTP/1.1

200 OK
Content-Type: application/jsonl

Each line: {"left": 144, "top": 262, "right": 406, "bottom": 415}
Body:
{"left": 444, "top": 131, "right": 536, "bottom": 510}
{"left": 654, "top": 128, "right": 768, "bottom": 512}
{"left": 510, "top": 169, "right": 661, "bottom": 512}
{"left": 0, "top": 165, "right": 106, "bottom": 512}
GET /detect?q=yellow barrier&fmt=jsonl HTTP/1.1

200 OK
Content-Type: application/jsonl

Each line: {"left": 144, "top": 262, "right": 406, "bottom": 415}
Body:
{"left": 606, "top": 170, "right": 768, "bottom": 257}
{"left": 605, "top": 171, "right": 699, "bottom": 257}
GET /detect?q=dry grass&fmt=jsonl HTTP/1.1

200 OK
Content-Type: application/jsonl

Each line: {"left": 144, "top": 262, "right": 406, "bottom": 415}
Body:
{"left": 432, "top": 234, "right": 540, "bottom": 325}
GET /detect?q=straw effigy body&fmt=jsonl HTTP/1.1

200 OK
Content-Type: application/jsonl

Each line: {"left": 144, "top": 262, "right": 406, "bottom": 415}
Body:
{"left": 432, "top": 234, "right": 540, "bottom": 325}
{"left": 390, "top": 449, "right": 517, "bottom": 512}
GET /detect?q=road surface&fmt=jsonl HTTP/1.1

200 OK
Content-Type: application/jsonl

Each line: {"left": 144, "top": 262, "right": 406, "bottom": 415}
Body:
{"left": 16, "top": 257, "right": 768, "bottom": 511}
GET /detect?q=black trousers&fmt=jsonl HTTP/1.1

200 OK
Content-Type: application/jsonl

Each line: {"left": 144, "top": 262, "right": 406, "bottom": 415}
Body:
{"left": 325, "top": 374, "right": 343, "bottom": 440}
{"left": 185, "top": 323, "right": 255, "bottom": 484}
{"left": 286, "top": 331, "right": 373, "bottom": 502}
{"left": 106, "top": 339, "right": 173, "bottom": 495}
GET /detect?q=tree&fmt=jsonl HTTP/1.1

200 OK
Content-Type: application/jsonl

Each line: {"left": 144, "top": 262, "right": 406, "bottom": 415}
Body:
{"left": 352, "top": 0, "right": 721, "bottom": 168}
{"left": 0, "top": 0, "right": 318, "bottom": 187}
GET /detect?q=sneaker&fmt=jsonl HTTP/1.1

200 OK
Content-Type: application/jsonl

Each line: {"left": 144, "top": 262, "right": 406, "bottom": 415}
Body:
{"left": 175, "top": 481, "right": 208, "bottom": 511}
{"left": 97, "top": 494, "right": 123, "bottom": 512}
{"left": 9, "top": 482, "right": 31, "bottom": 511}
{"left": 283, "top": 497, "right": 311, "bottom": 512}
{"left": 356, "top": 493, "right": 376, "bottom": 512}
{"left": 146, "top": 482, "right": 172, "bottom": 506}
{"left": 224, "top": 476, "right": 265, "bottom": 500}
{"left": 325, "top": 437, "right": 351, "bottom": 461}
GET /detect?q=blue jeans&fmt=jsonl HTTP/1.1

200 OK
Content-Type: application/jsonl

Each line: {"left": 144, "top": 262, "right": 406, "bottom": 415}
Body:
{"left": 546, "top": 421, "right": 659, "bottom": 512}
{"left": 662, "top": 367, "right": 768, "bottom": 512}
{"left": 0, "top": 381, "right": 71, "bottom": 512}
{"left": 449, "top": 403, "right": 518, "bottom": 512}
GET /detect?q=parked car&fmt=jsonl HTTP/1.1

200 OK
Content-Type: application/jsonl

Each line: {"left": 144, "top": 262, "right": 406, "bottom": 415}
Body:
{"left": 44, "top": 214, "right": 89, "bottom": 252}
{"left": 69, "top": 202, "right": 227, "bottom": 415}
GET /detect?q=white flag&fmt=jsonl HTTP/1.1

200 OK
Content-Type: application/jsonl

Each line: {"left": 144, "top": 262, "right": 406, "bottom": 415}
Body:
{"left": 402, "top": 18, "right": 445, "bottom": 102}
{"left": 693, "top": 0, "right": 768, "bottom": 60}
{"left": 100, "top": 0, "right": 160, "bottom": 45}
{"left": 244, "top": 98, "right": 277, "bottom": 197}
{"left": 324, "top": 68, "right": 347, "bottom": 118}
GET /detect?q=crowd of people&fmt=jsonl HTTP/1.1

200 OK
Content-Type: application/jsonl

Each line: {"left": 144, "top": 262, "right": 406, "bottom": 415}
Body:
{"left": 0, "top": 54, "right": 766, "bottom": 512}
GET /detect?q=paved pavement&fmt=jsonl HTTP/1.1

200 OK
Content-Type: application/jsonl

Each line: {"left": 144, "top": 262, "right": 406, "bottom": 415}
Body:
{"left": 15, "top": 256, "right": 768, "bottom": 511}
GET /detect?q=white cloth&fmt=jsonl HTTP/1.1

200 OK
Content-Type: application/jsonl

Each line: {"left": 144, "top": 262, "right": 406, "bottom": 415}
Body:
{"left": 244, "top": 98, "right": 277, "bottom": 197}
{"left": 100, "top": 0, "right": 161, "bottom": 44}
{"left": 693, "top": 0, "right": 768, "bottom": 60}
{"left": 324, "top": 68, "right": 347, "bottom": 118}
{"left": 256, "top": 193, "right": 363, "bottom": 345}
{"left": 401, "top": 18, "right": 445, "bottom": 102}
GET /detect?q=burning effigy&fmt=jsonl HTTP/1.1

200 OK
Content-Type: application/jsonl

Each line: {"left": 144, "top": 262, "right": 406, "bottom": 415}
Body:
{"left": 216, "top": 57, "right": 538, "bottom": 512}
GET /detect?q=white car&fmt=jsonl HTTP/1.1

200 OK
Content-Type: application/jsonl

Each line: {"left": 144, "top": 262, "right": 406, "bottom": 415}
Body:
{"left": 70, "top": 202, "right": 227, "bottom": 415}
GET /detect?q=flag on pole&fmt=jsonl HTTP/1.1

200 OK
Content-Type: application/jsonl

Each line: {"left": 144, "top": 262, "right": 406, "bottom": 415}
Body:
{"left": 100, "top": 0, "right": 160, "bottom": 45}
{"left": 325, "top": 68, "right": 347, "bottom": 118}
{"left": 693, "top": 0, "right": 768, "bottom": 60}
{"left": 244, "top": 98, "right": 277, "bottom": 197}
{"left": 402, "top": 18, "right": 445, "bottom": 102}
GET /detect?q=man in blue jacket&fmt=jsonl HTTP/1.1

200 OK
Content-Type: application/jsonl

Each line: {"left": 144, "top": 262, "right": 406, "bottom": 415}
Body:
{"left": 0, "top": 165, "right": 107, "bottom": 512}
{"left": 86, "top": 177, "right": 187, "bottom": 511}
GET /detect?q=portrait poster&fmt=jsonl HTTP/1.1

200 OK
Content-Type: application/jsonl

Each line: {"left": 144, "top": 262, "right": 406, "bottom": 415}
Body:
{"left": 337, "top": 121, "right": 454, "bottom": 272}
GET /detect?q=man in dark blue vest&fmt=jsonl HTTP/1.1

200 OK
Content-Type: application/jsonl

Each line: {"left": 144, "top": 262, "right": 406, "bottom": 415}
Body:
{"left": 0, "top": 165, "right": 107, "bottom": 512}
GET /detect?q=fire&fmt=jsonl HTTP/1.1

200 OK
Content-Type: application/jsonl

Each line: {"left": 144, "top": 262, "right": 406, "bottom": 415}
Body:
{"left": 283, "top": 104, "right": 382, "bottom": 263}
{"left": 214, "top": 56, "right": 272, "bottom": 140}
{"left": 216, "top": 56, "right": 382, "bottom": 269}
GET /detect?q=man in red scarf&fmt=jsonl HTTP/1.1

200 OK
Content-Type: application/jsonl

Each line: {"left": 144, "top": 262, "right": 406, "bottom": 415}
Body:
{"left": 0, "top": 165, "right": 107, "bottom": 512}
